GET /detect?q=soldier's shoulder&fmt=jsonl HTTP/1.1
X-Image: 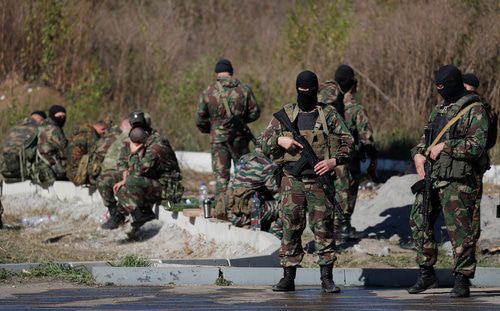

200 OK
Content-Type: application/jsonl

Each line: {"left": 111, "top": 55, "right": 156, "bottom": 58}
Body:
{"left": 319, "top": 80, "right": 336, "bottom": 92}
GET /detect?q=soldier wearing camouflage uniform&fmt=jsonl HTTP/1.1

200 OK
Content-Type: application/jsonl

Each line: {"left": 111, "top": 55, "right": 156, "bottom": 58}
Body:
{"left": 261, "top": 71, "right": 353, "bottom": 293}
{"left": 196, "top": 59, "right": 260, "bottom": 216}
{"left": 33, "top": 105, "right": 68, "bottom": 187}
{"left": 0, "top": 111, "right": 46, "bottom": 182}
{"left": 99, "top": 112, "right": 183, "bottom": 230}
{"left": 318, "top": 64, "right": 377, "bottom": 240}
{"left": 113, "top": 126, "right": 182, "bottom": 232}
{"left": 408, "top": 65, "right": 490, "bottom": 298}
{"left": 227, "top": 147, "right": 282, "bottom": 236}
{"left": 66, "top": 121, "right": 108, "bottom": 185}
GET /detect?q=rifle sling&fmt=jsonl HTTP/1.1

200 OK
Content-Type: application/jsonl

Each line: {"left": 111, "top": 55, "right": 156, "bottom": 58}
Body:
{"left": 425, "top": 102, "right": 481, "bottom": 156}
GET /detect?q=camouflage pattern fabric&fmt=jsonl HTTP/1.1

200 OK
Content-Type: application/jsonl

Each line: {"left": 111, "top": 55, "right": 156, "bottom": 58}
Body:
{"left": 319, "top": 81, "right": 375, "bottom": 219}
{"left": 277, "top": 175, "right": 336, "bottom": 267}
{"left": 0, "top": 118, "right": 39, "bottom": 181}
{"left": 116, "top": 133, "right": 183, "bottom": 214}
{"left": 228, "top": 149, "right": 280, "bottom": 230}
{"left": 410, "top": 93, "right": 489, "bottom": 278}
{"left": 410, "top": 181, "right": 480, "bottom": 278}
{"left": 33, "top": 119, "right": 68, "bottom": 186}
{"left": 196, "top": 75, "right": 260, "bottom": 197}
{"left": 100, "top": 131, "right": 129, "bottom": 173}
{"left": 261, "top": 103, "right": 353, "bottom": 267}
{"left": 87, "top": 126, "right": 122, "bottom": 183}
{"left": 66, "top": 124, "right": 99, "bottom": 184}
{"left": 97, "top": 171, "right": 122, "bottom": 209}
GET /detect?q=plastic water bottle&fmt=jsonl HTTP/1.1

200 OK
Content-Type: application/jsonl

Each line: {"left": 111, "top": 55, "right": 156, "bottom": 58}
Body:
{"left": 21, "top": 215, "right": 58, "bottom": 227}
{"left": 199, "top": 182, "right": 209, "bottom": 208}
{"left": 250, "top": 193, "right": 261, "bottom": 231}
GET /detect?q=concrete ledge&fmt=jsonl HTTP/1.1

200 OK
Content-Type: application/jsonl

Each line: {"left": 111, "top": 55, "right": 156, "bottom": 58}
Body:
{"left": 2, "top": 181, "right": 281, "bottom": 267}
{"left": 0, "top": 261, "right": 109, "bottom": 273}
{"left": 91, "top": 266, "right": 500, "bottom": 287}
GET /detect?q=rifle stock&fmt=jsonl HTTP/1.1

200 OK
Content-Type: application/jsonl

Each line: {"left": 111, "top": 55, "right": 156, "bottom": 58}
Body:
{"left": 273, "top": 109, "right": 344, "bottom": 220}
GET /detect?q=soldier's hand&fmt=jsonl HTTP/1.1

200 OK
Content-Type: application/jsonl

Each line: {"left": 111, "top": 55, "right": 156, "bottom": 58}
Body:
{"left": 429, "top": 142, "right": 445, "bottom": 161}
{"left": 414, "top": 154, "right": 426, "bottom": 179}
{"left": 314, "top": 158, "right": 337, "bottom": 176}
{"left": 130, "top": 142, "right": 143, "bottom": 154}
{"left": 113, "top": 180, "right": 126, "bottom": 194}
{"left": 277, "top": 136, "right": 303, "bottom": 151}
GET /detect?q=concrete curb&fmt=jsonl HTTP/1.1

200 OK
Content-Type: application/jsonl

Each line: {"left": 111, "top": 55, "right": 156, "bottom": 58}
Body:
{"left": 2, "top": 181, "right": 281, "bottom": 267}
{"left": 91, "top": 266, "right": 500, "bottom": 287}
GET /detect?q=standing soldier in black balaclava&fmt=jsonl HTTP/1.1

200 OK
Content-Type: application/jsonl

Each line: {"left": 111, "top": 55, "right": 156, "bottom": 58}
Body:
{"left": 261, "top": 70, "right": 353, "bottom": 293}
{"left": 408, "top": 65, "right": 490, "bottom": 298}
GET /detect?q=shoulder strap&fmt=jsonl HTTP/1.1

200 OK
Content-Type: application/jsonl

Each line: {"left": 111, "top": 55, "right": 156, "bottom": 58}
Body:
{"left": 215, "top": 81, "right": 232, "bottom": 118}
{"left": 425, "top": 102, "right": 482, "bottom": 156}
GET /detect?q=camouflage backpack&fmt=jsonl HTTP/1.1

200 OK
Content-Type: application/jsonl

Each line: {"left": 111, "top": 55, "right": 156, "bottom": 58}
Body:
{"left": 0, "top": 119, "right": 39, "bottom": 182}
{"left": 66, "top": 125, "right": 98, "bottom": 185}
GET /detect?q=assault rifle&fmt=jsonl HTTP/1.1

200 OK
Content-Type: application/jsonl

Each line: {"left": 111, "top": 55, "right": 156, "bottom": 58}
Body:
{"left": 273, "top": 108, "right": 344, "bottom": 220}
{"left": 410, "top": 127, "right": 433, "bottom": 246}
{"left": 229, "top": 116, "right": 256, "bottom": 144}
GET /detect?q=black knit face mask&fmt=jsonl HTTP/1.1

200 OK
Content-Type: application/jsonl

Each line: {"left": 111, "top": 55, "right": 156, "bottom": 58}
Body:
{"left": 296, "top": 70, "right": 319, "bottom": 112}
{"left": 434, "top": 65, "right": 468, "bottom": 104}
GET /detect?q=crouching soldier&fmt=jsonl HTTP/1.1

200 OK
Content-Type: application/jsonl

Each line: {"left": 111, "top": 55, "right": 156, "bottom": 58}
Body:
{"left": 112, "top": 126, "right": 181, "bottom": 235}
{"left": 227, "top": 147, "right": 282, "bottom": 235}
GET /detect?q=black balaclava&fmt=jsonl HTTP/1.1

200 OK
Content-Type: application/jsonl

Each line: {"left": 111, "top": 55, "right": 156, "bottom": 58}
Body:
{"left": 462, "top": 73, "right": 480, "bottom": 88}
{"left": 215, "top": 59, "right": 233, "bottom": 75}
{"left": 296, "top": 70, "right": 319, "bottom": 112}
{"left": 49, "top": 105, "right": 66, "bottom": 127}
{"left": 334, "top": 64, "right": 356, "bottom": 94}
{"left": 434, "top": 65, "right": 468, "bottom": 104}
{"left": 31, "top": 110, "right": 47, "bottom": 119}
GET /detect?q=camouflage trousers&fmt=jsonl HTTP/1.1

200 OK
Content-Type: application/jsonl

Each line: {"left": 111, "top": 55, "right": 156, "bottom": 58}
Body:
{"left": 211, "top": 141, "right": 249, "bottom": 198}
{"left": 96, "top": 170, "right": 122, "bottom": 210}
{"left": 279, "top": 175, "right": 336, "bottom": 267}
{"left": 333, "top": 160, "right": 360, "bottom": 225}
{"left": 115, "top": 175, "right": 162, "bottom": 214}
{"left": 410, "top": 180, "right": 480, "bottom": 278}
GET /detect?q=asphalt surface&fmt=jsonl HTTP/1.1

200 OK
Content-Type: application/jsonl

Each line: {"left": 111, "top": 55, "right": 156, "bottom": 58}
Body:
{"left": 1, "top": 283, "right": 499, "bottom": 310}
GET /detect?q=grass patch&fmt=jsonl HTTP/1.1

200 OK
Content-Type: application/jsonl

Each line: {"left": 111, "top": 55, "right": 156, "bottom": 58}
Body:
{"left": 0, "top": 262, "right": 94, "bottom": 285}
{"left": 110, "top": 255, "right": 151, "bottom": 267}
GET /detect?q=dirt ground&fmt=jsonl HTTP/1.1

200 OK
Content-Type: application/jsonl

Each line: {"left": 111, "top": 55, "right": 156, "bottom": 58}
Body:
{"left": 1, "top": 172, "right": 499, "bottom": 269}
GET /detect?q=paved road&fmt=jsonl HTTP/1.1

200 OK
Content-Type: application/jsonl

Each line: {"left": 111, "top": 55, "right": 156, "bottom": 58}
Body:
{"left": 1, "top": 283, "right": 499, "bottom": 310}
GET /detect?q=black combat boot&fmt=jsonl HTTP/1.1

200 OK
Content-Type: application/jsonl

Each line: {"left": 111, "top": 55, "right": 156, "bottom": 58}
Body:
{"left": 407, "top": 266, "right": 438, "bottom": 294}
{"left": 101, "top": 212, "right": 125, "bottom": 230}
{"left": 131, "top": 208, "right": 156, "bottom": 229}
{"left": 320, "top": 264, "right": 341, "bottom": 293}
{"left": 0, "top": 214, "right": 3, "bottom": 229}
{"left": 272, "top": 267, "right": 296, "bottom": 292}
{"left": 450, "top": 273, "right": 471, "bottom": 298}
{"left": 339, "top": 216, "right": 358, "bottom": 240}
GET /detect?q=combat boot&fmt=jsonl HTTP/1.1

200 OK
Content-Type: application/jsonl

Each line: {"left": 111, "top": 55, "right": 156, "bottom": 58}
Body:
{"left": 0, "top": 214, "right": 3, "bottom": 229}
{"left": 101, "top": 212, "right": 125, "bottom": 230}
{"left": 339, "top": 216, "right": 358, "bottom": 240}
{"left": 131, "top": 208, "right": 156, "bottom": 229}
{"left": 450, "top": 273, "right": 470, "bottom": 298}
{"left": 320, "top": 264, "right": 341, "bottom": 293}
{"left": 407, "top": 266, "right": 438, "bottom": 294}
{"left": 272, "top": 266, "right": 296, "bottom": 292}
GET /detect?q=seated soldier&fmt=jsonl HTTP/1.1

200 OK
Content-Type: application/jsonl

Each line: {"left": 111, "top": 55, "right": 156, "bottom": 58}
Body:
{"left": 32, "top": 105, "right": 68, "bottom": 187}
{"left": 66, "top": 121, "right": 108, "bottom": 185}
{"left": 226, "top": 147, "right": 282, "bottom": 236}
{"left": 0, "top": 111, "right": 46, "bottom": 182}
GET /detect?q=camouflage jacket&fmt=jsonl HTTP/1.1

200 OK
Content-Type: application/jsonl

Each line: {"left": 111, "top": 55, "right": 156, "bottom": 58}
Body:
{"left": 196, "top": 76, "right": 260, "bottom": 143}
{"left": 37, "top": 119, "right": 67, "bottom": 167}
{"left": 231, "top": 149, "right": 279, "bottom": 196}
{"left": 66, "top": 124, "right": 99, "bottom": 180}
{"left": 411, "top": 93, "right": 489, "bottom": 184}
{"left": 1, "top": 118, "right": 39, "bottom": 154}
{"left": 100, "top": 129, "right": 128, "bottom": 173}
{"left": 91, "top": 126, "right": 121, "bottom": 161}
{"left": 127, "top": 132, "right": 181, "bottom": 186}
{"left": 261, "top": 103, "right": 354, "bottom": 169}
{"left": 319, "top": 80, "right": 376, "bottom": 158}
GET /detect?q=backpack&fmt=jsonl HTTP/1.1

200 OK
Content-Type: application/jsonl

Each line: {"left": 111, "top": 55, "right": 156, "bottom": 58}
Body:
{"left": 0, "top": 120, "right": 39, "bottom": 182}
{"left": 483, "top": 101, "right": 498, "bottom": 149}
